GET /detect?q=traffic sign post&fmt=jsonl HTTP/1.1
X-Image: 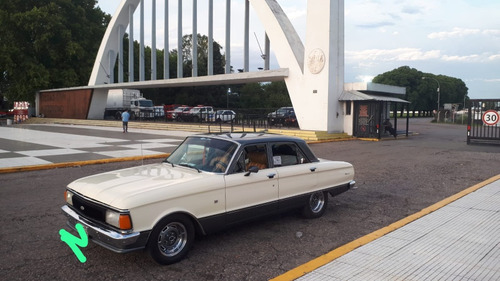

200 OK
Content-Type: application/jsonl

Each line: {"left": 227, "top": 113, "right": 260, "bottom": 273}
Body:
{"left": 482, "top": 110, "right": 499, "bottom": 126}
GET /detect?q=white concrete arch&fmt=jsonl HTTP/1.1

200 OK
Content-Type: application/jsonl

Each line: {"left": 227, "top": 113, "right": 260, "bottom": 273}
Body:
{"left": 89, "top": 0, "right": 345, "bottom": 133}
{"left": 249, "top": 0, "right": 345, "bottom": 132}
{"left": 89, "top": 0, "right": 141, "bottom": 86}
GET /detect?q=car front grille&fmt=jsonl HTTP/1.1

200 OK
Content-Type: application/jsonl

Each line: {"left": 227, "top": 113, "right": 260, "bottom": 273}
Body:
{"left": 71, "top": 194, "right": 107, "bottom": 223}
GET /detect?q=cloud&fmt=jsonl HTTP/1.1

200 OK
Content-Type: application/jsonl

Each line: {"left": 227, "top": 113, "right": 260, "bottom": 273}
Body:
{"left": 348, "top": 48, "right": 498, "bottom": 64}
{"left": 488, "top": 54, "right": 500, "bottom": 60}
{"left": 356, "top": 75, "right": 375, "bottom": 82}
{"left": 401, "top": 6, "right": 422, "bottom": 15}
{"left": 346, "top": 48, "right": 441, "bottom": 61}
{"left": 356, "top": 21, "right": 395, "bottom": 29}
{"left": 440, "top": 53, "right": 500, "bottom": 62}
{"left": 441, "top": 54, "right": 480, "bottom": 62}
{"left": 483, "top": 29, "right": 500, "bottom": 36}
{"left": 484, "top": 78, "right": 500, "bottom": 83}
{"left": 428, "top": 27, "right": 481, "bottom": 39}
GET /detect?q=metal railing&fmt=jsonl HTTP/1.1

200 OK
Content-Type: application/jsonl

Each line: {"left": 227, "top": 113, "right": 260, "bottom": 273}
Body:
{"left": 467, "top": 99, "right": 500, "bottom": 145}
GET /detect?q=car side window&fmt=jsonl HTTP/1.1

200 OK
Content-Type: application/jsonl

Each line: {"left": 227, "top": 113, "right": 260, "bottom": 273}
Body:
{"left": 245, "top": 144, "right": 269, "bottom": 171}
{"left": 271, "top": 143, "right": 310, "bottom": 167}
{"left": 228, "top": 144, "right": 268, "bottom": 174}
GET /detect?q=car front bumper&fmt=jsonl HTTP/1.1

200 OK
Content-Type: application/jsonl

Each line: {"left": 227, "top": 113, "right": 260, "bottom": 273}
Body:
{"left": 61, "top": 205, "right": 150, "bottom": 253}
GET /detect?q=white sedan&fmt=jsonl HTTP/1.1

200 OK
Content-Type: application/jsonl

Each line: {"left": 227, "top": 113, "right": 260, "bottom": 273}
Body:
{"left": 213, "top": 109, "right": 236, "bottom": 123}
{"left": 62, "top": 133, "right": 355, "bottom": 264}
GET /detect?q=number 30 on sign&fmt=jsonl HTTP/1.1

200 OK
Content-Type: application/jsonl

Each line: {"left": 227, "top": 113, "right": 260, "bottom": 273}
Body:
{"left": 482, "top": 110, "right": 499, "bottom": 126}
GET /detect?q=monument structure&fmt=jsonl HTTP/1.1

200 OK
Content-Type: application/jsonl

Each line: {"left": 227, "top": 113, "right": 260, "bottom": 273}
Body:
{"left": 86, "top": 0, "right": 345, "bottom": 133}
{"left": 37, "top": 0, "right": 408, "bottom": 137}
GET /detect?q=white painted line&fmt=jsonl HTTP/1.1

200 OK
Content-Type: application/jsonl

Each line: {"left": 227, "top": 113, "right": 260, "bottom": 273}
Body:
{"left": 0, "top": 157, "right": 52, "bottom": 168}
{"left": 95, "top": 149, "right": 165, "bottom": 158}
{"left": 17, "top": 148, "right": 87, "bottom": 157}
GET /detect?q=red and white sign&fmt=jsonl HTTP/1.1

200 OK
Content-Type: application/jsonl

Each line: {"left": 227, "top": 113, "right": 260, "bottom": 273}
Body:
{"left": 482, "top": 110, "right": 499, "bottom": 126}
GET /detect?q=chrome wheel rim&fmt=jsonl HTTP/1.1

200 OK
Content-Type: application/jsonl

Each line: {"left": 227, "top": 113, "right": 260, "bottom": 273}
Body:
{"left": 309, "top": 192, "right": 325, "bottom": 213}
{"left": 157, "top": 222, "right": 187, "bottom": 257}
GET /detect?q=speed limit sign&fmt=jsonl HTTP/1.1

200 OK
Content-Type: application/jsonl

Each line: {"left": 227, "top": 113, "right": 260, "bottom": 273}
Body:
{"left": 482, "top": 110, "right": 499, "bottom": 126}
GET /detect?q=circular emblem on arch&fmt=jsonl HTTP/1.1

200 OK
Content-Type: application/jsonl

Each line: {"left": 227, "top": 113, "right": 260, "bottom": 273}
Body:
{"left": 307, "top": 48, "right": 326, "bottom": 74}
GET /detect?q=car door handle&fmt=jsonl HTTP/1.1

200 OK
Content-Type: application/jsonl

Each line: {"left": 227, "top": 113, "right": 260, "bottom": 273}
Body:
{"left": 267, "top": 173, "right": 276, "bottom": 179}
{"left": 310, "top": 167, "right": 317, "bottom": 172}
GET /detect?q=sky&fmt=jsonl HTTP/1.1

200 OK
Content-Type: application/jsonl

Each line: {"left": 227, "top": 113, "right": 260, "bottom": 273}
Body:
{"left": 96, "top": 0, "right": 500, "bottom": 99}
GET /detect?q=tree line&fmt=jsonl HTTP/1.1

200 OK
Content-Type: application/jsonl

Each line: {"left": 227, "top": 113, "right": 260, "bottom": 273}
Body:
{"left": 373, "top": 66, "right": 468, "bottom": 111}
{"left": 1, "top": 2, "right": 466, "bottom": 112}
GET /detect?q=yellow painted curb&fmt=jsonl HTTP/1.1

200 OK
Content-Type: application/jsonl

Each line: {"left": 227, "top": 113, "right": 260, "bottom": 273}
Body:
{"left": 271, "top": 174, "right": 500, "bottom": 281}
{"left": 0, "top": 153, "right": 170, "bottom": 174}
{"left": 306, "top": 138, "right": 357, "bottom": 144}
{"left": 358, "top": 138, "right": 380, "bottom": 141}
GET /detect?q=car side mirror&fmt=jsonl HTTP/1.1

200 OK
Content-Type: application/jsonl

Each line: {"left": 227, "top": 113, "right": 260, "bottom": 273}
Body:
{"left": 244, "top": 166, "right": 259, "bottom": 176}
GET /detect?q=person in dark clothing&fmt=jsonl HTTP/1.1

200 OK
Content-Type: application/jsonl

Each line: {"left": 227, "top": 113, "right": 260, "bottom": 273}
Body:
{"left": 383, "top": 119, "right": 397, "bottom": 138}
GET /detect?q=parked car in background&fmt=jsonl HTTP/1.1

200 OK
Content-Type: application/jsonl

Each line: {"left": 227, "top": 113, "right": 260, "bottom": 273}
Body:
{"left": 166, "top": 106, "right": 191, "bottom": 121}
{"left": 284, "top": 111, "right": 298, "bottom": 127}
{"left": 212, "top": 110, "right": 236, "bottom": 123}
{"left": 62, "top": 133, "right": 355, "bottom": 265}
{"left": 178, "top": 105, "right": 214, "bottom": 122}
{"left": 267, "top": 107, "right": 295, "bottom": 126}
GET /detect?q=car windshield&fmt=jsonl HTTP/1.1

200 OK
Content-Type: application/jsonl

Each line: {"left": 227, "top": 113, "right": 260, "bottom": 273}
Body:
{"left": 166, "top": 137, "right": 238, "bottom": 173}
{"left": 276, "top": 108, "right": 291, "bottom": 115}
{"left": 139, "top": 100, "right": 154, "bottom": 107}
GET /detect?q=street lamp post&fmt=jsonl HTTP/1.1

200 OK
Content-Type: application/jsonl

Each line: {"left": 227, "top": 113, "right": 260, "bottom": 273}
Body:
{"left": 422, "top": 77, "right": 440, "bottom": 121}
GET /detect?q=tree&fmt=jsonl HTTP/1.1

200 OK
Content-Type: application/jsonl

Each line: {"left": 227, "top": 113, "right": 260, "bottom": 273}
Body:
{"left": 0, "top": 0, "right": 110, "bottom": 104}
{"left": 263, "top": 81, "right": 291, "bottom": 108}
{"left": 119, "top": 33, "right": 228, "bottom": 107}
{"left": 181, "top": 34, "right": 225, "bottom": 77}
{"left": 373, "top": 66, "right": 468, "bottom": 111}
{"left": 239, "top": 83, "right": 265, "bottom": 108}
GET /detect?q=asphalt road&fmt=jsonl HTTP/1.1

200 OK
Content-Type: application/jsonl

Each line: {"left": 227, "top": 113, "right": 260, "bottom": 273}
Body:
{"left": 1, "top": 118, "right": 499, "bottom": 281}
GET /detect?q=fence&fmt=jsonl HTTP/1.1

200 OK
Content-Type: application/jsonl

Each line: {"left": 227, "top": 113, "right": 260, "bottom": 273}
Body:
{"left": 467, "top": 99, "right": 500, "bottom": 145}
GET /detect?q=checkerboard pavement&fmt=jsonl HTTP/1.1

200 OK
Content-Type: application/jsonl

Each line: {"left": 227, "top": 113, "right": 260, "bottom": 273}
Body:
{"left": 0, "top": 124, "right": 193, "bottom": 168}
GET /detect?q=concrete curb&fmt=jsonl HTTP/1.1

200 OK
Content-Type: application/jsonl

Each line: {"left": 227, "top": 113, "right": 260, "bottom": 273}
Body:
{"left": 0, "top": 153, "right": 170, "bottom": 174}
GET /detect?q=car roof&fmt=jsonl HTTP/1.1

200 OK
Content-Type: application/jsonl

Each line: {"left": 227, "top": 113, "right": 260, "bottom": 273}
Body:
{"left": 192, "top": 133, "right": 306, "bottom": 145}
{"left": 187, "top": 133, "right": 319, "bottom": 162}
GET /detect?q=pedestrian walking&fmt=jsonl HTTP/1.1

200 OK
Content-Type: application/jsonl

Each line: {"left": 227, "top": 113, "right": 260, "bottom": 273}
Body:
{"left": 121, "top": 109, "right": 130, "bottom": 133}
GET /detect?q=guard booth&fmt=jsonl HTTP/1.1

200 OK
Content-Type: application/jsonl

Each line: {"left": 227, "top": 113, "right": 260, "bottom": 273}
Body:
{"left": 341, "top": 83, "right": 410, "bottom": 139}
{"left": 467, "top": 99, "right": 500, "bottom": 145}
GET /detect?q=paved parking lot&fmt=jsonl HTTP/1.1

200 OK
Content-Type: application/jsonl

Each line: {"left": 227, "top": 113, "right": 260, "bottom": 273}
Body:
{"left": 1, "top": 118, "right": 499, "bottom": 280}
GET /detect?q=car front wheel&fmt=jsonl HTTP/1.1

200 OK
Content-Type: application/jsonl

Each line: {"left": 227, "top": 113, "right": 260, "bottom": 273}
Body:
{"left": 147, "top": 214, "right": 195, "bottom": 265}
{"left": 302, "top": 191, "right": 328, "bottom": 218}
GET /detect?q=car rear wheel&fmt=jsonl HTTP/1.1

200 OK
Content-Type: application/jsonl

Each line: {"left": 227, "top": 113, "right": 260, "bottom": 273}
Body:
{"left": 147, "top": 214, "right": 195, "bottom": 265}
{"left": 302, "top": 191, "right": 328, "bottom": 218}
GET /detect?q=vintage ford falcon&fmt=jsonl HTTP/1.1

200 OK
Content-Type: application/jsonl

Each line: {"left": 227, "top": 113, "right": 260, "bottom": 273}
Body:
{"left": 62, "top": 133, "right": 355, "bottom": 264}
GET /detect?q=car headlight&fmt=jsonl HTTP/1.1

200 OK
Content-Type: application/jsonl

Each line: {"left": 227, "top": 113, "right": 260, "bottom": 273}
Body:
{"left": 64, "top": 190, "right": 74, "bottom": 205}
{"left": 105, "top": 210, "right": 132, "bottom": 230}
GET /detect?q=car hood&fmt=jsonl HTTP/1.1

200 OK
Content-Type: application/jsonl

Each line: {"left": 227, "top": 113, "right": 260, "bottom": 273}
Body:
{"left": 67, "top": 163, "right": 213, "bottom": 209}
